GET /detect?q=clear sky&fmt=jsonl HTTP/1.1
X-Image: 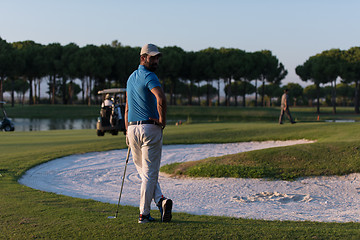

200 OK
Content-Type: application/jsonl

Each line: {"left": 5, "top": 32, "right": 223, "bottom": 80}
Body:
{"left": 1, "top": 0, "right": 360, "bottom": 87}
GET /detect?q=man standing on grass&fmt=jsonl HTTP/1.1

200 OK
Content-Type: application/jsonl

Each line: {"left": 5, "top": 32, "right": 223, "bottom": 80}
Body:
{"left": 279, "top": 88, "right": 296, "bottom": 124}
{"left": 125, "top": 43, "right": 172, "bottom": 223}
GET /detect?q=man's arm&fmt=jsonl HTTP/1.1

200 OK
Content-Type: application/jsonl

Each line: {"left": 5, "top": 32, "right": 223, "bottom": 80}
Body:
{"left": 150, "top": 86, "right": 167, "bottom": 129}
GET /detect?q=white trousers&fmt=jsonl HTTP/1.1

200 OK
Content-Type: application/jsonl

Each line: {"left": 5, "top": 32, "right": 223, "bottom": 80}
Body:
{"left": 127, "top": 124, "right": 163, "bottom": 215}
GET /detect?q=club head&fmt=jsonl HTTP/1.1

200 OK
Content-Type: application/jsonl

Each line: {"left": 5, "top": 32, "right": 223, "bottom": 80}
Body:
{"left": 107, "top": 216, "right": 116, "bottom": 219}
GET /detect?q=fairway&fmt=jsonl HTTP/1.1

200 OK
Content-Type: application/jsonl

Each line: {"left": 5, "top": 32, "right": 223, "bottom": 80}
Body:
{"left": 1, "top": 121, "right": 360, "bottom": 239}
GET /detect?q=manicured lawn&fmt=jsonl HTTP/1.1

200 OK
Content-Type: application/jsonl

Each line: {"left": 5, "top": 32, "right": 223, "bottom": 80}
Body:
{"left": 5, "top": 104, "right": 360, "bottom": 122}
{"left": 1, "top": 120, "right": 360, "bottom": 239}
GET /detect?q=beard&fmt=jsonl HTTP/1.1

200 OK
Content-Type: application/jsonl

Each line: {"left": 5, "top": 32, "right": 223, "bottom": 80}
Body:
{"left": 144, "top": 59, "right": 158, "bottom": 72}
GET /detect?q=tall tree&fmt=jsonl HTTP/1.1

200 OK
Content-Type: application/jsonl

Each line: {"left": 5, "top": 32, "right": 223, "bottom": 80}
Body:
{"left": 317, "top": 49, "right": 343, "bottom": 114}
{"left": 228, "top": 49, "right": 246, "bottom": 106}
{"left": 214, "top": 48, "right": 246, "bottom": 106}
{"left": 238, "top": 52, "right": 261, "bottom": 107}
{"left": 0, "top": 38, "right": 15, "bottom": 104}
{"left": 77, "top": 45, "right": 103, "bottom": 105}
{"left": 62, "top": 43, "right": 80, "bottom": 104}
{"left": 44, "top": 43, "right": 62, "bottom": 104}
{"left": 157, "top": 46, "right": 185, "bottom": 105}
{"left": 257, "top": 50, "right": 287, "bottom": 107}
{"left": 188, "top": 50, "right": 212, "bottom": 105}
{"left": 296, "top": 56, "right": 328, "bottom": 114}
{"left": 93, "top": 45, "right": 115, "bottom": 104}
{"left": 108, "top": 42, "right": 128, "bottom": 88}
{"left": 12, "top": 41, "right": 44, "bottom": 105}
{"left": 182, "top": 51, "right": 197, "bottom": 105}
{"left": 340, "top": 47, "right": 360, "bottom": 113}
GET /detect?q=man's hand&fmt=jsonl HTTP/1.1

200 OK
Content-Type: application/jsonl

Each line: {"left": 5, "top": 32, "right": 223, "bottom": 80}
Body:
{"left": 149, "top": 117, "right": 165, "bottom": 129}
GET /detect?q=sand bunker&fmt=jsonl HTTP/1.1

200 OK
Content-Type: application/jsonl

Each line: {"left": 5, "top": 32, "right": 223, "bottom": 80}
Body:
{"left": 18, "top": 140, "right": 360, "bottom": 223}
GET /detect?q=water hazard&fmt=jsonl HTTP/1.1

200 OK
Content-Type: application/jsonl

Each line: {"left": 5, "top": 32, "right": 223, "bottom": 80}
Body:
{"left": 11, "top": 118, "right": 97, "bottom": 131}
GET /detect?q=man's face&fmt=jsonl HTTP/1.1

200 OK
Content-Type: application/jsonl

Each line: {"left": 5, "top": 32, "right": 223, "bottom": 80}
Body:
{"left": 143, "top": 55, "right": 160, "bottom": 72}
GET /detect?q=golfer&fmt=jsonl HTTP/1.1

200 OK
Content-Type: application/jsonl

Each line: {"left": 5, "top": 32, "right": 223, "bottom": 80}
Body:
{"left": 125, "top": 43, "right": 172, "bottom": 223}
{"left": 279, "top": 88, "right": 296, "bottom": 124}
{"left": 101, "top": 94, "right": 113, "bottom": 107}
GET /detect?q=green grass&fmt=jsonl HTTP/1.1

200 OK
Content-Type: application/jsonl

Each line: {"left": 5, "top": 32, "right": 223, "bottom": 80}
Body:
{"left": 4, "top": 104, "right": 360, "bottom": 122}
{"left": 168, "top": 105, "right": 360, "bottom": 122}
{"left": 1, "top": 122, "right": 360, "bottom": 239}
{"left": 161, "top": 122, "right": 360, "bottom": 180}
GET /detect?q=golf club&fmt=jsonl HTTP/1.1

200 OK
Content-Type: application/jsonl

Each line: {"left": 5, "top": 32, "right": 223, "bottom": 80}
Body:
{"left": 108, "top": 146, "right": 131, "bottom": 219}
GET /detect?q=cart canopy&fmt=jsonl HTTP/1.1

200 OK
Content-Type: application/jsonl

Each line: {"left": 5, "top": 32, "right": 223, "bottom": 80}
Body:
{"left": 98, "top": 88, "right": 126, "bottom": 95}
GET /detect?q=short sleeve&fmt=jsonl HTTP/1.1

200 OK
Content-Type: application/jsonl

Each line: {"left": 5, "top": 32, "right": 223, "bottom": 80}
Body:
{"left": 146, "top": 72, "right": 161, "bottom": 90}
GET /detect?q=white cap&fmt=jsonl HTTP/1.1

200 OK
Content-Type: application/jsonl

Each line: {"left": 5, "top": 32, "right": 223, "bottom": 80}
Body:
{"left": 140, "top": 44, "right": 162, "bottom": 56}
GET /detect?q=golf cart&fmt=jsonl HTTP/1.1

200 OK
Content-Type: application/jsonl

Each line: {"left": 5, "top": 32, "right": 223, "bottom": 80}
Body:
{"left": 0, "top": 101, "right": 15, "bottom": 132}
{"left": 96, "top": 88, "right": 126, "bottom": 136}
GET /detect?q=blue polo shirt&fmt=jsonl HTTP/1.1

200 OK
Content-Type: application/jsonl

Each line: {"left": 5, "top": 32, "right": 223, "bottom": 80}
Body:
{"left": 126, "top": 65, "right": 161, "bottom": 122}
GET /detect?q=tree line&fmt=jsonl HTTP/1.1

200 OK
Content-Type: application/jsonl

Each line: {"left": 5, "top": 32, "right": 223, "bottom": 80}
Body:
{"left": 0, "top": 37, "right": 359, "bottom": 114}
{"left": 296, "top": 48, "right": 360, "bottom": 114}
{"left": 0, "top": 38, "right": 287, "bottom": 107}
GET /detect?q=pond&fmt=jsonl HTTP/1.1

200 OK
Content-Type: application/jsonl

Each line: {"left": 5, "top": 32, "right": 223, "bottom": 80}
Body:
{"left": 11, "top": 118, "right": 97, "bottom": 131}
{"left": 10, "top": 118, "right": 183, "bottom": 131}
{"left": 324, "top": 119, "right": 356, "bottom": 123}
{"left": 9, "top": 118, "right": 357, "bottom": 132}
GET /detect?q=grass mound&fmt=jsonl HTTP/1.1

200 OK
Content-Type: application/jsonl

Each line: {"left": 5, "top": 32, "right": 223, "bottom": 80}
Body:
{"left": 161, "top": 142, "right": 360, "bottom": 180}
{"left": 161, "top": 122, "right": 360, "bottom": 180}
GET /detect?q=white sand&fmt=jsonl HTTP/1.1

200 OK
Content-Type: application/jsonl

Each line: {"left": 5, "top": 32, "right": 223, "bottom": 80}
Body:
{"left": 19, "top": 140, "right": 360, "bottom": 223}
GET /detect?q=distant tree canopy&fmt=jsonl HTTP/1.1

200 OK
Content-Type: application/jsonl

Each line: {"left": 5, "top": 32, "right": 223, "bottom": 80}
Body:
{"left": 0, "top": 38, "right": 288, "bottom": 107}
{"left": 296, "top": 48, "right": 360, "bottom": 114}
{"left": 1, "top": 37, "right": 360, "bottom": 113}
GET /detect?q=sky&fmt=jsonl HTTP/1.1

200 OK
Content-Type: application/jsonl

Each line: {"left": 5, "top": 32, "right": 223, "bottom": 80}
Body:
{"left": 1, "top": 0, "right": 360, "bottom": 87}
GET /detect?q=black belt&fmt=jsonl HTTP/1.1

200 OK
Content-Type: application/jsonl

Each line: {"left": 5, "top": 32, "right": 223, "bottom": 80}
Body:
{"left": 128, "top": 120, "right": 159, "bottom": 126}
